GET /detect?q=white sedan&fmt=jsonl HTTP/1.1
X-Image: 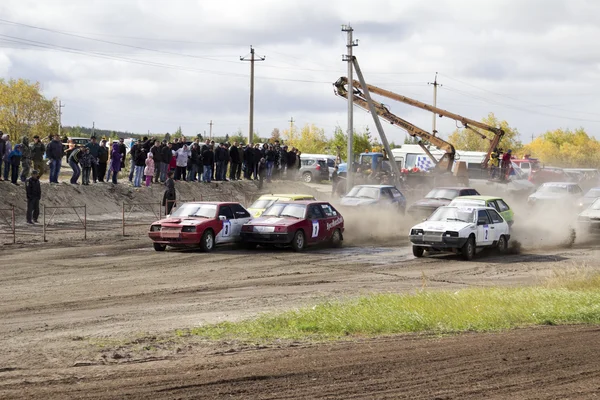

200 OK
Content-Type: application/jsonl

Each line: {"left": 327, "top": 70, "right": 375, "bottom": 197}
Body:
{"left": 409, "top": 206, "right": 510, "bottom": 260}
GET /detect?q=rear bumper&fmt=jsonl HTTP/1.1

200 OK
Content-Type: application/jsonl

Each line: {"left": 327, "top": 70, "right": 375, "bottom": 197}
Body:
{"left": 409, "top": 235, "right": 468, "bottom": 248}
{"left": 241, "top": 232, "right": 294, "bottom": 244}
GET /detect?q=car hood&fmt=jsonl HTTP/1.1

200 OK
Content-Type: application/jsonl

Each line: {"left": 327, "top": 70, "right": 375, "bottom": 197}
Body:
{"left": 340, "top": 197, "right": 378, "bottom": 206}
{"left": 579, "top": 208, "right": 600, "bottom": 218}
{"left": 411, "top": 220, "right": 475, "bottom": 232}
{"left": 410, "top": 198, "right": 451, "bottom": 209}
{"left": 529, "top": 192, "right": 570, "bottom": 200}
{"left": 579, "top": 197, "right": 598, "bottom": 207}
{"left": 248, "top": 216, "right": 301, "bottom": 227}
{"left": 153, "top": 217, "right": 212, "bottom": 226}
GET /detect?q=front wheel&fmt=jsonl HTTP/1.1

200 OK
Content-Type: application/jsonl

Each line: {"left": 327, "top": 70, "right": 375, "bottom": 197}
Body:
{"left": 153, "top": 243, "right": 166, "bottom": 252}
{"left": 497, "top": 235, "right": 508, "bottom": 253}
{"left": 412, "top": 246, "right": 425, "bottom": 258}
{"left": 330, "top": 229, "right": 342, "bottom": 248}
{"left": 291, "top": 230, "right": 305, "bottom": 252}
{"left": 461, "top": 236, "right": 476, "bottom": 260}
{"left": 200, "top": 229, "right": 215, "bottom": 252}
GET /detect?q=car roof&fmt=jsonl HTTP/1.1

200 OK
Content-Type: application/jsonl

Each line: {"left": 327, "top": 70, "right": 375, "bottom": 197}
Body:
{"left": 258, "top": 193, "right": 315, "bottom": 199}
{"left": 542, "top": 181, "right": 578, "bottom": 186}
{"left": 442, "top": 205, "right": 499, "bottom": 211}
{"left": 184, "top": 201, "right": 240, "bottom": 205}
{"left": 431, "top": 186, "right": 476, "bottom": 190}
{"left": 273, "top": 200, "right": 327, "bottom": 205}
{"left": 353, "top": 185, "right": 396, "bottom": 189}
{"left": 453, "top": 195, "right": 502, "bottom": 201}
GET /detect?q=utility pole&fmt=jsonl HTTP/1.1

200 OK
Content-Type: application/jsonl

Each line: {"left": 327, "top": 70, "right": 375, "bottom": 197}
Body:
{"left": 289, "top": 117, "right": 295, "bottom": 132}
{"left": 208, "top": 120, "right": 213, "bottom": 140}
{"left": 92, "top": 121, "right": 95, "bottom": 138}
{"left": 428, "top": 72, "right": 442, "bottom": 136}
{"left": 241, "top": 46, "right": 266, "bottom": 144}
{"left": 342, "top": 24, "right": 358, "bottom": 191}
{"left": 57, "top": 100, "right": 65, "bottom": 137}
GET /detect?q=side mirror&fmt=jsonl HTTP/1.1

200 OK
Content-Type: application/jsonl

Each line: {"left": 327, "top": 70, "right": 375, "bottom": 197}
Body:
{"left": 219, "top": 215, "right": 227, "bottom": 221}
{"left": 477, "top": 219, "right": 486, "bottom": 226}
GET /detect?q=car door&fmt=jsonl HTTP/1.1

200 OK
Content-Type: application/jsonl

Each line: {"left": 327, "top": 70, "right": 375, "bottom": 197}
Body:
{"left": 379, "top": 188, "right": 395, "bottom": 205}
{"left": 306, "top": 204, "right": 326, "bottom": 243}
{"left": 230, "top": 203, "right": 252, "bottom": 241}
{"left": 390, "top": 187, "right": 406, "bottom": 208}
{"left": 487, "top": 209, "right": 507, "bottom": 238}
{"left": 475, "top": 209, "right": 494, "bottom": 246}
{"left": 319, "top": 203, "right": 342, "bottom": 238}
{"left": 216, "top": 205, "right": 235, "bottom": 244}
{"left": 494, "top": 199, "right": 512, "bottom": 223}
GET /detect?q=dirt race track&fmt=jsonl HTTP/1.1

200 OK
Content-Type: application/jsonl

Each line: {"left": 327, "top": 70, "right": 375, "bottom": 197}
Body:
{"left": 2, "top": 235, "right": 600, "bottom": 399}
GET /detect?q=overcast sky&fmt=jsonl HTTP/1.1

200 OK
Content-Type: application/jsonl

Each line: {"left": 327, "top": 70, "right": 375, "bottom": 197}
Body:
{"left": 0, "top": 0, "right": 599, "bottom": 145}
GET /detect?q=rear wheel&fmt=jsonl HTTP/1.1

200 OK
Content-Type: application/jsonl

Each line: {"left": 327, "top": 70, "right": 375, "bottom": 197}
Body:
{"left": 330, "top": 229, "right": 342, "bottom": 248}
{"left": 412, "top": 246, "right": 425, "bottom": 258}
{"left": 461, "top": 236, "right": 476, "bottom": 260}
{"left": 302, "top": 172, "right": 313, "bottom": 183}
{"left": 291, "top": 230, "right": 305, "bottom": 252}
{"left": 497, "top": 235, "right": 508, "bottom": 253}
{"left": 200, "top": 229, "right": 215, "bottom": 252}
{"left": 153, "top": 243, "right": 166, "bottom": 252}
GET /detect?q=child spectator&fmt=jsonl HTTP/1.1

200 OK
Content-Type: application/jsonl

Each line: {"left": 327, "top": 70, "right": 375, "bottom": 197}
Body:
{"left": 80, "top": 147, "right": 96, "bottom": 186}
{"left": 109, "top": 143, "right": 122, "bottom": 184}
{"left": 8, "top": 144, "right": 22, "bottom": 185}
{"left": 26, "top": 169, "right": 41, "bottom": 224}
{"left": 144, "top": 152, "right": 155, "bottom": 187}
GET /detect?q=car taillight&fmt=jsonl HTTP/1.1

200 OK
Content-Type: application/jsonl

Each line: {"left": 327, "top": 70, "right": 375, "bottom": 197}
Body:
{"left": 316, "top": 165, "right": 321, "bottom": 171}
{"left": 275, "top": 226, "right": 287, "bottom": 233}
{"left": 241, "top": 224, "right": 252, "bottom": 232}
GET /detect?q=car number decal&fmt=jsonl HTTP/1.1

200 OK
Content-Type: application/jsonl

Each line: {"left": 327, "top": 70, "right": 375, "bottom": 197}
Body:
{"left": 312, "top": 220, "right": 319, "bottom": 238}
{"left": 222, "top": 221, "right": 231, "bottom": 237}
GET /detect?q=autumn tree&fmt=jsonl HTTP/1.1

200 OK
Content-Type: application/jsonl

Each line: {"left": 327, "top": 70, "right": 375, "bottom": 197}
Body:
{"left": 172, "top": 126, "right": 183, "bottom": 139}
{"left": 270, "top": 128, "right": 281, "bottom": 142}
{"left": 327, "top": 126, "right": 376, "bottom": 161}
{"left": 521, "top": 128, "right": 600, "bottom": 167}
{"left": 0, "top": 78, "right": 58, "bottom": 140}
{"left": 447, "top": 112, "right": 522, "bottom": 153}
{"left": 283, "top": 123, "right": 328, "bottom": 153}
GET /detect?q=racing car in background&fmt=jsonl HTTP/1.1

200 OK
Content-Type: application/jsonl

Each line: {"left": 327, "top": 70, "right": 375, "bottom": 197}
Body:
{"left": 409, "top": 205, "right": 510, "bottom": 260}
{"left": 407, "top": 187, "right": 480, "bottom": 219}
{"left": 340, "top": 184, "right": 407, "bottom": 213}
{"left": 247, "top": 194, "right": 316, "bottom": 217}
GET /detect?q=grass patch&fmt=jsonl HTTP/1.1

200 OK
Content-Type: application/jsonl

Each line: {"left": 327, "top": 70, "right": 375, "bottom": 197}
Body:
{"left": 184, "top": 269, "right": 600, "bottom": 341}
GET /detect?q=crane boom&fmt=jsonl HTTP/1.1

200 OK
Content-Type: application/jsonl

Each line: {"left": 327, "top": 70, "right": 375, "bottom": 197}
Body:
{"left": 335, "top": 77, "right": 505, "bottom": 167}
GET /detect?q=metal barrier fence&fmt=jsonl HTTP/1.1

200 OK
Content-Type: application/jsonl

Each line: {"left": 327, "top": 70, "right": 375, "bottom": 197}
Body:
{"left": 0, "top": 206, "right": 16, "bottom": 244}
{"left": 42, "top": 205, "right": 87, "bottom": 242}
{"left": 121, "top": 202, "right": 162, "bottom": 236}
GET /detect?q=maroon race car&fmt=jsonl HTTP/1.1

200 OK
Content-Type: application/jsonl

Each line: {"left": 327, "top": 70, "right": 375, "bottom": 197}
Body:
{"left": 148, "top": 202, "right": 252, "bottom": 252}
{"left": 240, "top": 201, "right": 344, "bottom": 251}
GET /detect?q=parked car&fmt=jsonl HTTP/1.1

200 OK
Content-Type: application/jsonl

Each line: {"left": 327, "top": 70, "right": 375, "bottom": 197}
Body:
{"left": 299, "top": 157, "right": 330, "bottom": 183}
{"left": 409, "top": 205, "right": 510, "bottom": 260}
{"left": 148, "top": 202, "right": 252, "bottom": 252}
{"left": 527, "top": 182, "right": 583, "bottom": 206}
{"left": 247, "top": 194, "right": 316, "bottom": 217}
{"left": 301, "top": 154, "right": 337, "bottom": 179}
{"left": 241, "top": 201, "right": 343, "bottom": 251}
{"left": 449, "top": 195, "right": 514, "bottom": 226}
{"left": 577, "top": 187, "right": 600, "bottom": 210}
{"left": 577, "top": 198, "right": 600, "bottom": 233}
{"left": 340, "top": 184, "right": 406, "bottom": 213}
{"left": 408, "top": 187, "right": 480, "bottom": 219}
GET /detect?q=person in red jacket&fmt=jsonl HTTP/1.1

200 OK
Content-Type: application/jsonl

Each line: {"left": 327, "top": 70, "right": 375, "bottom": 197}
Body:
{"left": 501, "top": 149, "right": 512, "bottom": 181}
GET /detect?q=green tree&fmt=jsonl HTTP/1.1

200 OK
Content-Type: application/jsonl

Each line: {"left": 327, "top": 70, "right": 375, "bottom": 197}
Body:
{"left": 173, "top": 126, "right": 183, "bottom": 139}
{"left": 447, "top": 112, "right": 521, "bottom": 152}
{"left": 327, "top": 126, "right": 377, "bottom": 161}
{"left": 0, "top": 78, "right": 58, "bottom": 140}
{"left": 283, "top": 123, "right": 328, "bottom": 153}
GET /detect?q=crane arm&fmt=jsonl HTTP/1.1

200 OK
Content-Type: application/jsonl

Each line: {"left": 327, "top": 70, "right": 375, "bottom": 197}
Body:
{"left": 333, "top": 78, "right": 456, "bottom": 173}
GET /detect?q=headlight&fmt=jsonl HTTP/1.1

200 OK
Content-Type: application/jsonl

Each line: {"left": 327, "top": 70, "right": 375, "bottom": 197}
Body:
{"left": 150, "top": 225, "right": 161, "bottom": 232}
{"left": 444, "top": 231, "right": 459, "bottom": 237}
{"left": 181, "top": 226, "right": 196, "bottom": 233}
{"left": 274, "top": 226, "right": 288, "bottom": 233}
{"left": 411, "top": 229, "right": 424, "bottom": 235}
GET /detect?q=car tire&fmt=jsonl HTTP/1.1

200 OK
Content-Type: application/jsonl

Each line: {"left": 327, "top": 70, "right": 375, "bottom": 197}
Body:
{"left": 200, "top": 229, "right": 215, "bottom": 252}
{"left": 302, "top": 172, "right": 313, "bottom": 183}
{"left": 497, "top": 235, "right": 508, "bottom": 253}
{"left": 153, "top": 243, "right": 166, "bottom": 252}
{"left": 330, "top": 229, "right": 342, "bottom": 248}
{"left": 412, "top": 246, "right": 425, "bottom": 258}
{"left": 461, "top": 235, "right": 476, "bottom": 260}
{"left": 291, "top": 230, "right": 305, "bottom": 252}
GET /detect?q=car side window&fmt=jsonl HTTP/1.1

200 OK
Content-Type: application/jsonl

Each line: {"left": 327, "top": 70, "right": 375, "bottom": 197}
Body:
{"left": 320, "top": 204, "right": 335, "bottom": 217}
{"left": 487, "top": 200, "right": 499, "bottom": 212}
{"left": 230, "top": 204, "right": 251, "bottom": 219}
{"left": 477, "top": 210, "right": 491, "bottom": 225}
{"left": 391, "top": 188, "right": 404, "bottom": 198}
{"left": 488, "top": 209, "right": 503, "bottom": 224}
{"left": 496, "top": 200, "right": 510, "bottom": 212}
{"left": 218, "top": 206, "right": 234, "bottom": 220}
{"left": 307, "top": 205, "right": 325, "bottom": 219}
{"left": 381, "top": 188, "right": 393, "bottom": 199}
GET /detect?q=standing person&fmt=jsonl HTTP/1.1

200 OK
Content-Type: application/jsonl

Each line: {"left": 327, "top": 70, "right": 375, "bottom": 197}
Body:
{"left": 26, "top": 169, "right": 41, "bottom": 224}
{"left": 187, "top": 143, "right": 200, "bottom": 182}
{"left": 0, "top": 133, "right": 6, "bottom": 181}
{"left": 133, "top": 147, "right": 146, "bottom": 187}
{"left": 265, "top": 145, "right": 276, "bottom": 183}
{"left": 229, "top": 142, "right": 240, "bottom": 181}
{"left": 19, "top": 136, "right": 32, "bottom": 182}
{"left": 501, "top": 149, "right": 512, "bottom": 181}
{"left": 109, "top": 143, "right": 122, "bottom": 184}
{"left": 252, "top": 144, "right": 262, "bottom": 180}
{"left": 144, "top": 151, "right": 155, "bottom": 187}
{"left": 279, "top": 145, "right": 288, "bottom": 179}
{"left": 489, "top": 148, "right": 499, "bottom": 179}
{"left": 331, "top": 166, "right": 340, "bottom": 197}
{"left": 46, "top": 135, "right": 64, "bottom": 184}
{"left": 128, "top": 139, "right": 139, "bottom": 182}
{"left": 8, "top": 144, "right": 22, "bottom": 185}
{"left": 118, "top": 138, "right": 127, "bottom": 171}
{"left": 214, "top": 143, "right": 225, "bottom": 181}
{"left": 68, "top": 145, "right": 83, "bottom": 185}
{"left": 160, "top": 141, "right": 171, "bottom": 182}
{"left": 31, "top": 135, "right": 46, "bottom": 179}
{"left": 236, "top": 142, "right": 244, "bottom": 180}
{"left": 287, "top": 148, "right": 297, "bottom": 180}
{"left": 85, "top": 136, "right": 100, "bottom": 183}
{"left": 162, "top": 171, "right": 176, "bottom": 215}
{"left": 257, "top": 157, "right": 267, "bottom": 189}
{"left": 202, "top": 145, "right": 214, "bottom": 183}
{"left": 2, "top": 133, "right": 12, "bottom": 181}
{"left": 97, "top": 140, "right": 109, "bottom": 182}
{"left": 243, "top": 143, "right": 254, "bottom": 180}
{"left": 80, "top": 147, "right": 95, "bottom": 185}
{"left": 150, "top": 140, "right": 162, "bottom": 183}
{"left": 174, "top": 144, "right": 190, "bottom": 181}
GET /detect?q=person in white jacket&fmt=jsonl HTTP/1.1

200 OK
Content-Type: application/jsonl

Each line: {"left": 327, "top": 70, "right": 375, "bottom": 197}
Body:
{"left": 174, "top": 144, "right": 190, "bottom": 181}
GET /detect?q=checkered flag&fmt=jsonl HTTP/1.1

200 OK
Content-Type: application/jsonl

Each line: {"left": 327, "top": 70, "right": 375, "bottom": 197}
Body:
{"left": 416, "top": 155, "right": 434, "bottom": 171}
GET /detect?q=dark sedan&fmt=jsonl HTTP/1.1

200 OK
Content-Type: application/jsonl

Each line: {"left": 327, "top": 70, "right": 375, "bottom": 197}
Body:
{"left": 407, "top": 187, "right": 480, "bottom": 219}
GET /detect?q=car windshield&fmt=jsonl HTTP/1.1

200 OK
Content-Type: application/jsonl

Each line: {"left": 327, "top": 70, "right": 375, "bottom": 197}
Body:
{"left": 592, "top": 199, "right": 600, "bottom": 210}
{"left": 262, "top": 203, "right": 307, "bottom": 219}
{"left": 425, "top": 188, "right": 459, "bottom": 200}
{"left": 346, "top": 187, "right": 379, "bottom": 199}
{"left": 452, "top": 199, "right": 485, "bottom": 207}
{"left": 538, "top": 185, "right": 568, "bottom": 194}
{"left": 249, "top": 199, "right": 277, "bottom": 209}
{"left": 584, "top": 189, "right": 600, "bottom": 198}
{"left": 428, "top": 207, "right": 475, "bottom": 223}
{"left": 170, "top": 203, "right": 217, "bottom": 218}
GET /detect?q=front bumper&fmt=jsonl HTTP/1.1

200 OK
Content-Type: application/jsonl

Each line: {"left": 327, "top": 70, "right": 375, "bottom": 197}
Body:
{"left": 148, "top": 231, "right": 201, "bottom": 246}
{"left": 409, "top": 234, "right": 469, "bottom": 249}
{"left": 577, "top": 219, "right": 600, "bottom": 233}
{"left": 241, "top": 231, "right": 294, "bottom": 244}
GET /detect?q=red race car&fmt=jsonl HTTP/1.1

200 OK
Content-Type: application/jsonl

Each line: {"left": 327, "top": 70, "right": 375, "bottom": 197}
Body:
{"left": 240, "top": 201, "right": 344, "bottom": 251}
{"left": 148, "top": 202, "right": 252, "bottom": 252}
